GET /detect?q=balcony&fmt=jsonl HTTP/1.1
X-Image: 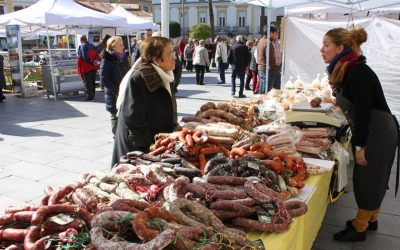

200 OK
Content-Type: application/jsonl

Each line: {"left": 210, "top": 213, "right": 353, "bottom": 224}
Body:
{"left": 215, "top": 26, "right": 230, "bottom": 35}
{"left": 232, "top": 26, "right": 250, "bottom": 35}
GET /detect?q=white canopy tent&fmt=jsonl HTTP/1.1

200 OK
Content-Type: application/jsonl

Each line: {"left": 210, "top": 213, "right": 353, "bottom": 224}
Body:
{"left": 0, "top": 0, "right": 127, "bottom": 28}
{"left": 110, "top": 5, "right": 160, "bottom": 32}
{"left": 230, "top": 0, "right": 400, "bottom": 117}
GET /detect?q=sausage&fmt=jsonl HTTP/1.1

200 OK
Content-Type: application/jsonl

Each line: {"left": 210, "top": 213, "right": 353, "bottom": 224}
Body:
{"left": 0, "top": 228, "right": 28, "bottom": 242}
{"left": 42, "top": 219, "right": 82, "bottom": 232}
{"left": 48, "top": 185, "right": 75, "bottom": 205}
{"left": 285, "top": 200, "right": 308, "bottom": 217}
{"left": 210, "top": 198, "right": 257, "bottom": 208}
{"left": 244, "top": 181, "right": 278, "bottom": 204}
{"left": 0, "top": 214, "right": 15, "bottom": 226}
{"left": 4, "top": 206, "right": 32, "bottom": 214}
{"left": 109, "top": 199, "right": 149, "bottom": 212}
{"left": 90, "top": 227, "right": 176, "bottom": 250}
{"left": 31, "top": 204, "right": 76, "bottom": 225}
{"left": 206, "top": 176, "right": 246, "bottom": 186}
{"left": 24, "top": 226, "right": 51, "bottom": 250}
{"left": 232, "top": 217, "right": 290, "bottom": 233}
{"left": 90, "top": 210, "right": 134, "bottom": 229}
{"left": 13, "top": 211, "right": 34, "bottom": 223}
{"left": 74, "top": 188, "right": 99, "bottom": 212}
{"left": 212, "top": 209, "right": 256, "bottom": 220}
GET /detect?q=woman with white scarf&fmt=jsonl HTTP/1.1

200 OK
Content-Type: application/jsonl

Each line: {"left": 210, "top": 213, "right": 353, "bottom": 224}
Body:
{"left": 111, "top": 36, "right": 176, "bottom": 167}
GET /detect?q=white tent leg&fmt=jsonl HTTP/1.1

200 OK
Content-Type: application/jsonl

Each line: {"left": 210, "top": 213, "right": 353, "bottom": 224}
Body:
{"left": 46, "top": 27, "right": 57, "bottom": 100}
{"left": 265, "top": 7, "right": 271, "bottom": 94}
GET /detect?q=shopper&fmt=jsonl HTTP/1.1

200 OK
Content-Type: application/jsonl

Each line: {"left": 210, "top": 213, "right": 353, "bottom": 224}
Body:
{"left": 111, "top": 36, "right": 176, "bottom": 167}
{"left": 100, "top": 36, "right": 130, "bottom": 135}
{"left": 320, "top": 27, "right": 399, "bottom": 242}
{"left": 215, "top": 36, "right": 228, "bottom": 84}
{"left": 77, "top": 35, "right": 99, "bottom": 101}
{"left": 192, "top": 39, "right": 210, "bottom": 85}
{"left": 249, "top": 39, "right": 259, "bottom": 94}
{"left": 245, "top": 40, "right": 255, "bottom": 90}
{"left": 0, "top": 55, "right": 6, "bottom": 103}
{"left": 227, "top": 35, "right": 250, "bottom": 98}
{"left": 184, "top": 39, "right": 194, "bottom": 72}
{"left": 268, "top": 26, "right": 282, "bottom": 91}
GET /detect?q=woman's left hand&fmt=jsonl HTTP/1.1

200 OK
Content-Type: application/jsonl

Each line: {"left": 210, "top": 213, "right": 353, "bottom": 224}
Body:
{"left": 355, "top": 148, "right": 368, "bottom": 166}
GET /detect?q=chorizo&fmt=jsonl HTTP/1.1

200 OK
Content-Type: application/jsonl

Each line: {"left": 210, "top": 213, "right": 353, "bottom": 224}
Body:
{"left": 48, "top": 185, "right": 75, "bottom": 205}
{"left": 0, "top": 228, "right": 28, "bottom": 242}
{"left": 285, "top": 200, "right": 308, "bottom": 217}
{"left": 31, "top": 204, "right": 76, "bottom": 225}
{"left": 232, "top": 217, "right": 290, "bottom": 233}
{"left": 206, "top": 176, "right": 246, "bottom": 186}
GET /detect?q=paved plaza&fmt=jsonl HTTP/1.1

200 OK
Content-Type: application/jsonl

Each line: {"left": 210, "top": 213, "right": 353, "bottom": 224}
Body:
{"left": 0, "top": 69, "right": 399, "bottom": 250}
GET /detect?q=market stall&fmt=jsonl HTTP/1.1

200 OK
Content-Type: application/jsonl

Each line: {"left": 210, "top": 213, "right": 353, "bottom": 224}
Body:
{"left": 0, "top": 0, "right": 127, "bottom": 99}
{"left": 0, "top": 81, "right": 350, "bottom": 249}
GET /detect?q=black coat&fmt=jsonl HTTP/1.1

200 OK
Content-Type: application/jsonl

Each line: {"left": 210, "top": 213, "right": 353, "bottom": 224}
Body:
{"left": 0, "top": 55, "right": 6, "bottom": 89}
{"left": 111, "top": 71, "right": 175, "bottom": 166}
{"left": 227, "top": 42, "right": 250, "bottom": 70}
{"left": 100, "top": 50, "right": 130, "bottom": 114}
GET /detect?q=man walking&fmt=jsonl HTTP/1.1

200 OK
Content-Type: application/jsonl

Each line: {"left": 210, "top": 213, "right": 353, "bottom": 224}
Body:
{"left": 227, "top": 35, "right": 250, "bottom": 98}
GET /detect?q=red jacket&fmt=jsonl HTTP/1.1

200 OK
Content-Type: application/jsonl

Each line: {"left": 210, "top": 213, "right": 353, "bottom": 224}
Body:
{"left": 77, "top": 42, "right": 100, "bottom": 75}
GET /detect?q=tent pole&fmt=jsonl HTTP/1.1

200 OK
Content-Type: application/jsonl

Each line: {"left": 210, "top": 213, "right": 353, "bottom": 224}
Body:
{"left": 126, "top": 28, "right": 131, "bottom": 57}
{"left": 265, "top": 7, "right": 271, "bottom": 94}
{"left": 66, "top": 27, "right": 70, "bottom": 51}
{"left": 46, "top": 27, "right": 57, "bottom": 100}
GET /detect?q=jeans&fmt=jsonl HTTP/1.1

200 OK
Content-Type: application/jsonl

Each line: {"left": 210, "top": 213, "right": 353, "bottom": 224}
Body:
{"left": 82, "top": 70, "right": 97, "bottom": 99}
{"left": 231, "top": 68, "right": 245, "bottom": 95}
{"left": 268, "top": 72, "right": 282, "bottom": 92}
{"left": 218, "top": 63, "right": 226, "bottom": 83}
{"left": 258, "top": 71, "right": 266, "bottom": 94}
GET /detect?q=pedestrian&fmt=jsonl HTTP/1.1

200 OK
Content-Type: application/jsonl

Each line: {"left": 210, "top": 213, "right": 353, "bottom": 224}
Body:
{"left": 268, "top": 26, "right": 282, "bottom": 91}
{"left": 100, "top": 36, "right": 130, "bottom": 135}
{"left": 249, "top": 39, "right": 259, "bottom": 94}
{"left": 111, "top": 36, "right": 176, "bottom": 167}
{"left": 227, "top": 35, "right": 250, "bottom": 98}
{"left": 0, "top": 55, "right": 6, "bottom": 103}
{"left": 184, "top": 39, "right": 194, "bottom": 72}
{"left": 245, "top": 40, "right": 255, "bottom": 90}
{"left": 215, "top": 36, "right": 228, "bottom": 85}
{"left": 192, "top": 39, "right": 210, "bottom": 85}
{"left": 77, "top": 35, "right": 100, "bottom": 101}
{"left": 178, "top": 37, "right": 187, "bottom": 68}
{"left": 320, "top": 27, "right": 399, "bottom": 242}
{"left": 134, "top": 29, "right": 153, "bottom": 62}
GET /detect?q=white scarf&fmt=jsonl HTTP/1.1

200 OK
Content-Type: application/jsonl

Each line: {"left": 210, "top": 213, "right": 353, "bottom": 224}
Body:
{"left": 116, "top": 59, "right": 174, "bottom": 116}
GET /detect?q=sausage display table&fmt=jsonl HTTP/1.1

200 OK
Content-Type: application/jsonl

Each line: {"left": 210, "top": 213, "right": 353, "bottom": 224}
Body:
{"left": 247, "top": 170, "right": 333, "bottom": 250}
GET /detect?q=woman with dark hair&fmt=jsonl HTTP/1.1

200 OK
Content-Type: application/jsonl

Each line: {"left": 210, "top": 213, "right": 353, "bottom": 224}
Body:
{"left": 100, "top": 36, "right": 130, "bottom": 135}
{"left": 321, "top": 27, "right": 399, "bottom": 242}
{"left": 111, "top": 36, "right": 176, "bottom": 167}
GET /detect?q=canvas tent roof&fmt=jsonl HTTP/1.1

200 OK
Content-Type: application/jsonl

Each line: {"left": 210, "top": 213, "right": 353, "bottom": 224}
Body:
{"left": 0, "top": 0, "right": 127, "bottom": 28}
{"left": 110, "top": 5, "right": 159, "bottom": 31}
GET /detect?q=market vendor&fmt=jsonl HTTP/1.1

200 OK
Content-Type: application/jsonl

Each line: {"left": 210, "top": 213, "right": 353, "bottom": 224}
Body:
{"left": 111, "top": 36, "right": 176, "bottom": 167}
{"left": 321, "top": 27, "right": 399, "bottom": 242}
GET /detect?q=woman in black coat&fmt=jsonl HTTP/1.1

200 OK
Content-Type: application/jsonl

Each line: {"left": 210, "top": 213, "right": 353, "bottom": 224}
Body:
{"left": 111, "top": 36, "right": 176, "bottom": 167}
{"left": 321, "top": 28, "right": 399, "bottom": 242}
{"left": 100, "top": 36, "right": 130, "bottom": 135}
{"left": 0, "top": 55, "right": 6, "bottom": 102}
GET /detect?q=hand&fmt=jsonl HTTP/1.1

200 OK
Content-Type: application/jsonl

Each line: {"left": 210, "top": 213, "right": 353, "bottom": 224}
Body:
{"left": 355, "top": 148, "right": 368, "bottom": 166}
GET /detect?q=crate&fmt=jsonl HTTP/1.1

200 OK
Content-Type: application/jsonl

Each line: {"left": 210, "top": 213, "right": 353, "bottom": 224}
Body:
{"left": 22, "top": 81, "right": 39, "bottom": 97}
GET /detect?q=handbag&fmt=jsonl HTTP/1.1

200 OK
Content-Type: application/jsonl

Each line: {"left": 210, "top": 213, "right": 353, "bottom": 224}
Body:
{"left": 216, "top": 56, "right": 223, "bottom": 64}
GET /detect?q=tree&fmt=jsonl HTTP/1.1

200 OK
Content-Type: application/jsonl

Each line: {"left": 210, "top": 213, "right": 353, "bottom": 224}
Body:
{"left": 156, "top": 21, "right": 181, "bottom": 38}
{"left": 189, "top": 23, "right": 211, "bottom": 40}
{"left": 208, "top": 0, "right": 215, "bottom": 41}
{"left": 169, "top": 21, "right": 181, "bottom": 38}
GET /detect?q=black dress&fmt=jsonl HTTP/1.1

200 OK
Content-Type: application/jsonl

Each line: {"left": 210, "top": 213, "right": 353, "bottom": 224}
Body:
{"left": 111, "top": 69, "right": 175, "bottom": 167}
{"left": 336, "top": 62, "right": 399, "bottom": 210}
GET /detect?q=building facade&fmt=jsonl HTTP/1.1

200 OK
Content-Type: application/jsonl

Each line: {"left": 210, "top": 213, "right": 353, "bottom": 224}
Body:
{"left": 0, "top": 0, "right": 37, "bottom": 14}
{"left": 151, "top": 0, "right": 284, "bottom": 37}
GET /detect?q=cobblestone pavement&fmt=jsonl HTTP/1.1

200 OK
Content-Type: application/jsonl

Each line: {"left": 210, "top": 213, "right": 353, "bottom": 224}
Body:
{"left": 0, "top": 69, "right": 398, "bottom": 250}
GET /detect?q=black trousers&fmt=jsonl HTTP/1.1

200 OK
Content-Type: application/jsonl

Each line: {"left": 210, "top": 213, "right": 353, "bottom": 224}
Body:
{"left": 194, "top": 65, "right": 205, "bottom": 84}
{"left": 83, "top": 70, "right": 97, "bottom": 99}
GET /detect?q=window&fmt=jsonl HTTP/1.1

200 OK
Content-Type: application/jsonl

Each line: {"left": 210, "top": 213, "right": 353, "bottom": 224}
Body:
{"left": 219, "top": 16, "right": 225, "bottom": 27}
{"left": 14, "top": 6, "right": 23, "bottom": 11}
{"left": 238, "top": 11, "right": 246, "bottom": 27}
{"left": 0, "top": 6, "right": 4, "bottom": 14}
{"left": 199, "top": 12, "right": 206, "bottom": 23}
